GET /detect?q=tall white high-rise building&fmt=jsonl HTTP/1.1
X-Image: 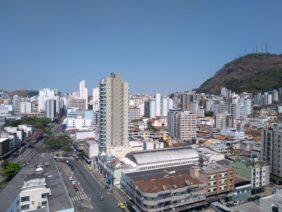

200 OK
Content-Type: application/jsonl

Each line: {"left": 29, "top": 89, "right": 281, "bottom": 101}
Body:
{"left": 79, "top": 80, "right": 88, "bottom": 110}
{"left": 45, "top": 99, "right": 56, "bottom": 121}
{"left": 12, "top": 95, "right": 21, "bottom": 114}
{"left": 38, "top": 88, "right": 58, "bottom": 112}
{"left": 99, "top": 73, "right": 129, "bottom": 154}
{"left": 161, "top": 97, "right": 168, "bottom": 116}
{"left": 149, "top": 100, "right": 156, "bottom": 118}
{"left": 20, "top": 101, "right": 32, "bottom": 114}
{"left": 92, "top": 87, "right": 100, "bottom": 111}
{"left": 155, "top": 93, "right": 161, "bottom": 117}
{"left": 161, "top": 97, "right": 174, "bottom": 116}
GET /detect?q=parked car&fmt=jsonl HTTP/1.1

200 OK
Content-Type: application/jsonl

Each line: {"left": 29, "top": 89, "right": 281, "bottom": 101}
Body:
{"left": 118, "top": 203, "right": 126, "bottom": 209}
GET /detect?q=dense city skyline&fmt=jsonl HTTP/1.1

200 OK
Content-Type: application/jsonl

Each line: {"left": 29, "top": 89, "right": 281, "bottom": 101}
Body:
{"left": 1, "top": 0, "right": 282, "bottom": 93}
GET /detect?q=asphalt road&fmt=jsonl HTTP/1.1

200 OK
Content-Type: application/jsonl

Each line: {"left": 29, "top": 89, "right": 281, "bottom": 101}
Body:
{"left": 10, "top": 123, "right": 62, "bottom": 166}
{"left": 70, "top": 159, "right": 120, "bottom": 212}
{"left": 57, "top": 162, "right": 94, "bottom": 211}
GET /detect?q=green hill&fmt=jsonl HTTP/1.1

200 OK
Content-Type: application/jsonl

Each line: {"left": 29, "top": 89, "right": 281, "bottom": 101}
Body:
{"left": 198, "top": 53, "right": 282, "bottom": 94}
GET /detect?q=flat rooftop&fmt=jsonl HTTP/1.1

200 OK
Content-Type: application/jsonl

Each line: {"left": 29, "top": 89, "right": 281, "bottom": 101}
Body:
{"left": 200, "top": 163, "right": 231, "bottom": 174}
{"left": 231, "top": 202, "right": 262, "bottom": 212}
{"left": 0, "top": 153, "right": 73, "bottom": 212}
{"left": 0, "top": 137, "right": 8, "bottom": 143}
{"left": 125, "top": 165, "right": 202, "bottom": 193}
{"left": 260, "top": 191, "right": 282, "bottom": 205}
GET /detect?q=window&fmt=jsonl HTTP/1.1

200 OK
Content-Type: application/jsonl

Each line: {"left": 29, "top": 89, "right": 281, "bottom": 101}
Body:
{"left": 21, "top": 204, "right": 30, "bottom": 210}
{"left": 21, "top": 196, "right": 30, "bottom": 202}
{"left": 42, "top": 201, "right": 47, "bottom": 207}
{"left": 42, "top": 193, "right": 49, "bottom": 198}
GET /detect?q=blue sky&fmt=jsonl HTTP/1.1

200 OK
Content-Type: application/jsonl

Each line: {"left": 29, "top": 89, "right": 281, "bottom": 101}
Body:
{"left": 1, "top": 0, "right": 282, "bottom": 94}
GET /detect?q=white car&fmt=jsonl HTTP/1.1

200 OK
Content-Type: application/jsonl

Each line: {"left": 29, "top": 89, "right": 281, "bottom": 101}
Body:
{"left": 69, "top": 176, "right": 73, "bottom": 181}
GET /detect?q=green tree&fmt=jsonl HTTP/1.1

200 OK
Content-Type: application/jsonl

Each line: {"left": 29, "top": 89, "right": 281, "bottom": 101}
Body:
{"left": 205, "top": 111, "right": 214, "bottom": 117}
{"left": 44, "top": 135, "right": 71, "bottom": 152}
{"left": 3, "top": 163, "right": 21, "bottom": 179}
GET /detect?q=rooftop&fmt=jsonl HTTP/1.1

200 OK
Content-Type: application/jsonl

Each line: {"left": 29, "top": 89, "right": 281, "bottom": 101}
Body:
{"left": 126, "top": 146, "right": 199, "bottom": 166}
{"left": 200, "top": 163, "right": 231, "bottom": 174}
{"left": 0, "top": 137, "right": 8, "bottom": 143}
{"left": 231, "top": 202, "right": 262, "bottom": 212}
{"left": 125, "top": 165, "right": 202, "bottom": 193}
{"left": 0, "top": 153, "right": 73, "bottom": 212}
{"left": 260, "top": 189, "right": 282, "bottom": 205}
{"left": 22, "top": 177, "right": 47, "bottom": 190}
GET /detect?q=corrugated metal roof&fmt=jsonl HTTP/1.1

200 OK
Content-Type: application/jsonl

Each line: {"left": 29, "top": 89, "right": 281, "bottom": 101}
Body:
{"left": 129, "top": 148, "right": 199, "bottom": 165}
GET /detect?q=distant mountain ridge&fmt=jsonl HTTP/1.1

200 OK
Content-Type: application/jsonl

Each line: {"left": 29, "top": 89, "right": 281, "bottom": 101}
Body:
{"left": 7, "top": 90, "right": 38, "bottom": 97}
{"left": 197, "top": 53, "right": 282, "bottom": 94}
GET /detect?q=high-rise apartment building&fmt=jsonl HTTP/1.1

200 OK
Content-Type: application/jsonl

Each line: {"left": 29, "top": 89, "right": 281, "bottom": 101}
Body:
{"left": 155, "top": 93, "right": 161, "bottom": 116}
{"left": 38, "top": 88, "right": 58, "bottom": 112}
{"left": 12, "top": 95, "right": 21, "bottom": 114}
{"left": 99, "top": 73, "right": 129, "bottom": 154}
{"left": 167, "top": 109, "right": 196, "bottom": 141}
{"left": 45, "top": 99, "right": 56, "bottom": 121}
{"left": 68, "top": 98, "right": 86, "bottom": 111}
{"left": 179, "top": 92, "right": 195, "bottom": 111}
{"left": 161, "top": 97, "right": 173, "bottom": 117}
{"left": 92, "top": 87, "right": 99, "bottom": 111}
{"left": 79, "top": 80, "right": 88, "bottom": 110}
{"left": 20, "top": 101, "right": 32, "bottom": 115}
{"left": 261, "top": 117, "right": 282, "bottom": 184}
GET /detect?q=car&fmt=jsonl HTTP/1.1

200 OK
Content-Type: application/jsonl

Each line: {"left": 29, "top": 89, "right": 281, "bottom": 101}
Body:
{"left": 73, "top": 184, "right": 78, "bottom": 191}
{"left": 118, "top": 203, "right": 126, "bottom": 209}
{"left": 69, "top": 176, "right": 73, "bottom": 181}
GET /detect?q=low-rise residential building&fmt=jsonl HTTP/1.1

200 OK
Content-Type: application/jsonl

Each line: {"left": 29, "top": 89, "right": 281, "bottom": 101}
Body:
{"left": 230, "top": 157, "right": 269, "bottom": 190}
{"left": 0, "top": 153, "right": 74, "bottom": 212}
{"left": 97, "top": 155, "right": 125, "bottom": 187}
{"left": 0, "top": 137, "right": 10, "bottom": 158}
{"left": 220, "top": 128, "right": 245, "bottom": 140}
{"left": 83, "top": 140, "right": 99, "bottom": 159}
{"left": 20, "top": 175, "right": 51, "bottom": 211}
{"left": 75, "top": 130, "right": 96, "bottom": 141}
{"left": 121, "top": 165, "right": 207, "bottom": 212}
{"left": 66, "top": 117, "right": 92, "bottom": 130}
{"left": 232, "top": 176, "right": 252, "bottom": 203}
{"left": 191, "top": 164, "right": 234, "bottom": 197}
{"left": 197, "top": 147, "right": 225, "bottom": 165}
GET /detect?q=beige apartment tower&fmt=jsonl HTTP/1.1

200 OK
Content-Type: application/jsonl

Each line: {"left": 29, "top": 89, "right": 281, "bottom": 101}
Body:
{"left": 167, "top": 109, "right": 196, "bottom": 141}
{"left": 99, "top": 73, "right": 129, "bottom": 154}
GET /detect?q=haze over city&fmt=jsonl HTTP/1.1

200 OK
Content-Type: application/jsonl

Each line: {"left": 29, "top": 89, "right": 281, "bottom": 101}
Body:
{"left": 1, "top": 0, "right": 282, "bottom": 93}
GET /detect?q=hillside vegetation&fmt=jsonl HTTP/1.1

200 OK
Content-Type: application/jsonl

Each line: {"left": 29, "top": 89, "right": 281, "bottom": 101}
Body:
{"left": 198, "top": 53, "right": 282, "bottom": 94}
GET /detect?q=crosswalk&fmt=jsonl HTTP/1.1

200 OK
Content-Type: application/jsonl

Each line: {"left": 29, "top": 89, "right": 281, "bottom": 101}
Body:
{"left": 71, "top": 193, "right": 88, "bottom": 202}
